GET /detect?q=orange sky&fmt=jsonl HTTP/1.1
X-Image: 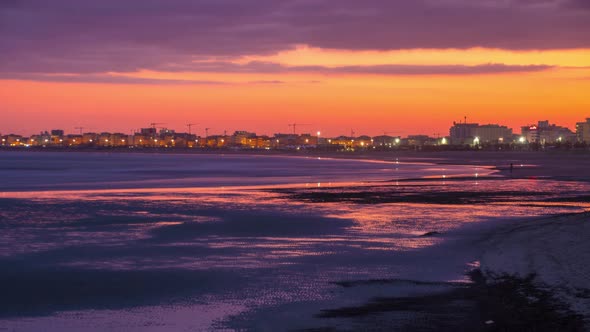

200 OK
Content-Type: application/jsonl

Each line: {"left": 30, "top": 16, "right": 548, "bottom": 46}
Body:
{"left": 2, "top": 47, "right": 590, "bottom": 137}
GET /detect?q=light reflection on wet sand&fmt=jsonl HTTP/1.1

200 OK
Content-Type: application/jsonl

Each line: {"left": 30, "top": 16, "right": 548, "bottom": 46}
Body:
{"left": 2, "top": 175, "right": 590, "bottom": 330}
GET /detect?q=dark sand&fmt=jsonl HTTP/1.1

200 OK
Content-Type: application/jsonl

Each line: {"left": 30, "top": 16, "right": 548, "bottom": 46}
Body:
{"left": 306, "top": 270, "right": 585, "bottom": 332}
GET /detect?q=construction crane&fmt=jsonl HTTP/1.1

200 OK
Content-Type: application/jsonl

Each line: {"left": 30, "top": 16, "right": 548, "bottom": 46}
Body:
{"left": 150, "top": 122, "right": 166, "bottom": 129}
{"left": 204, "top": 128, "right": 212, "bottom": 138}
{"left": 74, "top": 127, "right": 85, "bottom": 134}
{"left": 288, "top": 123, "right": 311, "bottom": 135}
{"left": 186, "top": 123, "right": 198, "bottom": 135}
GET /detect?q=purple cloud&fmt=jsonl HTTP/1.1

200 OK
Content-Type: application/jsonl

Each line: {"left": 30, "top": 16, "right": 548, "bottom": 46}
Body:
{"left": 1, "top": 73, "right": 229, "bottom": 85}
{"left": 213, "top": 62, "right": 554, "bottom": 75}
{"left": 0, "top": 0, "right": 587, "bottom": 77}
{"left": 2, "top": 63, "right": 553, "bottom": 85}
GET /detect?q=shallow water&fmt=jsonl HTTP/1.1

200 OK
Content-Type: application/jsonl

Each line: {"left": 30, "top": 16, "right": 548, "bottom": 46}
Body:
{"left": 0, "top": 152, "right": 589, "bottom": 331}
{"left": 0, "top": 151, "right": 486, "bottom": 191}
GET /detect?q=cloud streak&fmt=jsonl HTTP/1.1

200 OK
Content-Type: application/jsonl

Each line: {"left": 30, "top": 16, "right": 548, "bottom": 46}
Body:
{"left": 1, "top": 63, "right": 553, "bottom": 85}
{"left": 1, "top": 74, "right": 228, "bottom": 85}
{"left": 196, "top": 62, "right": 554, "bottom": 75}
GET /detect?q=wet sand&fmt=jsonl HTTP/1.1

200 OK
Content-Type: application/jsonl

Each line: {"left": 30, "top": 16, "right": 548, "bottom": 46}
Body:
{"left": 281, "top": 180, "right": 590, "bottom": 331}
{"left": 308, "top": 150, "right": 590, "bottom": 182}
{"left": 299, "top": 212, "right": 590, "bottom": 331}
{"left": 309, "top": 270, "right": 585, "bottom": 332}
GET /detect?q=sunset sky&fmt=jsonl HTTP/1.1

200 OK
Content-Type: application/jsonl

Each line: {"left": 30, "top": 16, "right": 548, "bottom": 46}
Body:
{"left": 2, "top": 0, "right": 590, "bottom": 137}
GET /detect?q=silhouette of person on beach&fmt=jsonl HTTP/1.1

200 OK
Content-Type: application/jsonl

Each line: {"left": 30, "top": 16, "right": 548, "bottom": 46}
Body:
{"left": 510, "top": 163, "right": 514, "bottom": 173}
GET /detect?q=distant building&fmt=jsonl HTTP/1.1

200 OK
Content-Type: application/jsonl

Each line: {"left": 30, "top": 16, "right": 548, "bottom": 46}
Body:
{"left": 51, "top": 129, "right": 64, "bottom": 137}
{"left": 130, "top": 134, "right": 150, "bottom": 147}
{"left": 521, "top": 120, "right": 575, "bottom": 144}
{"left": 206, "top": 135, "right": 227, "bottom": 148}
{"left": 231, "top": 131, "right": 257, "bottom": 147}
{"left": 1, "top": 134, "right": 24, "bottom": 147}
{"left": 328, "top": 136, "right": 354, "bottom": 149}
{"left": 356, "top": 135, "right": 373, "bottom": 148}
{"left": 273, "top": 134, "right": 298, "bottom": 148}
{"left": 521, "top": 125, "right": 539, "bottom": 143}
{"left": 82, "top": 133, "right": 99, "bottom": 145}
{"left": 140, "top": 128, "right": 157, "bottom": 136}
{"left": 449, "top": 122, "right": 479, "bottom": 145}
{"left": 406, "top": 135, "right": 436, "bottom": 146}
{"left": 372, "top": 135, "right": 400, "bottom": 148}
{"left": 65, "top": 135, "right": 83, "bottom": 146}
{"left": 474, "top": 124, "right": 513, "bottom": 144}
{"left": 576, "top": 118, "right": 590, "bottom": 143}
{"left": 30, "top": 131, "right": 52, "bottom": 146}
{"left": 159, "top": 128, "right": 175, "bottom": 136}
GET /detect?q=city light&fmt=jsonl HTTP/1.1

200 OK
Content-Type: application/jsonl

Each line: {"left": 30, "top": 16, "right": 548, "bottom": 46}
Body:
{"left": 1, "top": 117, "right": 584, "bottom": 151}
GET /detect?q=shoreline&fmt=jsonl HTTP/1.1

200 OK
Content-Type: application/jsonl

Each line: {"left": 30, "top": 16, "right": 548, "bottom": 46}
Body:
{"left": 3, "top": 148, "right": 590, "bottom": 182}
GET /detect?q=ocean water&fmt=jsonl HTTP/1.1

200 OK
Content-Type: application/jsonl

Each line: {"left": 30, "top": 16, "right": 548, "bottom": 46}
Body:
{"left": 0, "top": 152, "right": 589, "bottom": 331}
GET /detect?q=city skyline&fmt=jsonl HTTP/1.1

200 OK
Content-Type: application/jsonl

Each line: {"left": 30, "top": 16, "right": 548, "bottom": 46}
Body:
{"left": 0, "top": 117, "right": 582, "bottom": 139}
{"left": 2, "top": 1, "right": 590, "bottom": 136}
{"left": 2, "top": 118, "right": 586, "bottom": 150}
